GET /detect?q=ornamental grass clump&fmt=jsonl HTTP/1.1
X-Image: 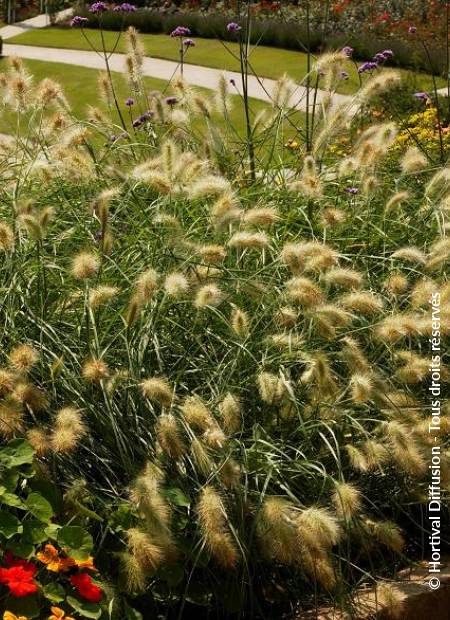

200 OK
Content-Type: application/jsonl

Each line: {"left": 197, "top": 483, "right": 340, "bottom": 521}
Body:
{"left": 0, "top": 27, "right": 449, "bottom": 619}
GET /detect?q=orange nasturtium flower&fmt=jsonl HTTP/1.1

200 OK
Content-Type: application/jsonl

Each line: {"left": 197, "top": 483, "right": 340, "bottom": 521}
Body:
{"left": 4, "top": 612, "right": 28, "bottom": 620}
{"left": 48, "top": 608, "right": 75, "bottom": 620}
{"left": 37, "top": 544, "right": 97, "bottom": 573}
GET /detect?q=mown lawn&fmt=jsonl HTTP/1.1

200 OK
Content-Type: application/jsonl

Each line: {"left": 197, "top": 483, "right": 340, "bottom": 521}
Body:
{"left": 7, "top": 27, "right": 446, "bottom": 95}
{"left": 0, "top": 57, "right": 305, "bottom": 150}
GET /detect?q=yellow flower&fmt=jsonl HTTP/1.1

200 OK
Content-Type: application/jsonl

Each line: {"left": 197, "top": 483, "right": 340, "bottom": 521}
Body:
{"left": 4, "top": 613, "right": 28, "bottom": 620}
{"left": 48, "top": 608, "right": 75, "bottom": 620}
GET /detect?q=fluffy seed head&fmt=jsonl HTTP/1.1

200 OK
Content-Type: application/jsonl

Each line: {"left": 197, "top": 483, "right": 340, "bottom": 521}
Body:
{"left": 82, "top": 358, "right": 110, "bottom": 383}
{"left": 218, "top": 393, "right": 241, "bottom": 434}
{"left": 332, "top": 482, "right": 362, "bottom": 520}
{"left": 164, "top": 272, "right": 189, "bottom": 297}
{"left": 71, "top": 252, "right": 99, "bottom": 280}
{"left": 194, "top": 284, "right": 223, "bottom": 309}
{"left": 0, "top": 222, "right": 14, "bottom": 252}
{"left": 156, "top": 414, "right": 185, "bottom": 459}
{"left": 286, "top": 276, "right": 324, "bottom": 308}
{"left": 141, "top": 377, "right": 174, "bottom": 406}
{"left": 89, "top": 285, "right": 119, "bottom": 309}
{"left": 230, "top": 307, "right": 249, "bottom": 338}
{"left": 228, "top": 231, "right": 269, "bottom": 249}
{"left": 9, "top": 344, "right": 39, "bottom": 372}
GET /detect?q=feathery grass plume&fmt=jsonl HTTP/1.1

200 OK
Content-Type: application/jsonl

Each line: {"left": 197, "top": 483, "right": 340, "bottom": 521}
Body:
{"left": 13, "top": 383, "right": 48, "bottom": 412}
{"left": 303, "top": 353, "right": 337, "bottom": 396}
{"left": 210, "top": 192, "right": 243, "bottom": 229}
{"left": 228, "top": 231, "right": 269, "bottom": 249}
{"left": 385, "top": 191, "right": 409, "bottom": 214}
{"left": 375, "top": 314, "right": 422, "bottom": 341}
{"left": 8, "top": 344, "right": 38, "bottom": 373}
{"left": 125, "top": 26, "right": 144, "bottom": 68}
{"left": 126, "top": 528, "right": 163, "bottom": 574}
{"left": 384, "top": 272, "right": 409, "bottom": 295}
{"left": 164, "top": 272, "right": 189, "bottom": 297}
{"left": 296, "top": 507, "right": 341, "bottom": 553}
{"left": 360, "top": 70, "right": 401, "bottom": 100}
{"left": 362, "top": 439, "right": 389, "bottom": 469}
{"left": 198, "top": 244, "right": 227, "bottom": 264}
{"left": 339, "top": 291, "right": 384, "bottom": 316}
{"left": 0, "top": 399, "right": 24, "bottom": 436}
{"left": 141, "top": 377, "right": 174, "bottom": 407}
{"left": 120, "top": 551, "right": 147, "bottom": 593}
{"left": 382, "top": 420, "right": 426, "bottom": 476}
{"left": 391, "top": 246, "right": 427, "bottom": 265}
{"left": 188, "top": 175, "right": 231, "bottom": 198}
{"left": 161, "top": 139, "right": 178, "bottom": 182}
{"left": 281, "top": 243, "right": 307, "bottom": 274}
{"left": 197, "top": 486, "right": 239, "bottom": 569}
{"left": 71, "top": 252, "right": 99, "bottom": 280}
{"left": 410, "top": 278, "right": 437, "bottom": 307}
{"left": 268, "top": 333, "right": 304, "bottom": 349}
{"left": 345, "top": 444, "right": 368, "bottom": 472}
{"left": 349, "top": 373, "right": 373, "bottom": 404}
{"left": 156, "top": 414, "right": 185, "bottom": 459}
{"left": 194, "top": 283, "right": 223, "bottom": 309}
{"left": 426, "top": 237, "right": 450, "bottom": 271}
{"left": 305, "top": 247, "right": 339, "bottom": 273}
{"left": 257, "top": 371, "right": 285, "bottom": 405}
{"left": 294, "top": 155, "right": 322, "bottom": 197}
{"left": 362, "top": 175, "right": 378, "bottom": 196}
{"left": 323, "top": 267, "right": 363, "bottom": 290}
{"left": 135, "top": 268, "right": 159, "bottom": 303}
{"left": 190, "top": 94, "right": 212, "bottom": 118}
{"left": 332, "top": 482, "right": 362, "bottom": 520}
{"left": 26, "top": 427, "right": 51, "bottom": 456}
{"left": 180, "top": 395, "right": 215, "bottom": 431}
{"left": 377, "top": 583, "right": 405, "bottom": 619}
{"left": 242, "top": 207, "right": 278, "bottom": 228}
{"left": 219, "top": 458, "right": 241, "bottom": 488}
{"left": 51, "top": 407, "right": 87, "bottom": 453}
{"left": 218, "top": 393, "right": 241, "bottom": 434}
{"left": 130, "top": 463, "right": 172, "bottom": 536}
{"left": 140, "top": 171, "right": 171, "bottom": 194}
{"left": 275, "top": 306, "right": 298, "bottom": 329}
{"left": 0, "top": 370, "right": 15, "bottom": 397}
{"left": 0, "top": 222, "right": 14, "bottom": 252}
{"left": 338, "top": 157, "right": 357, "bottom": 178}
{"left": 395, "top": 351, "right": 429, "bottom": 384}
{"left": 82, "top": 358, "right": 110, "bottom": 383}
{"left": 230, "top": 307, "right": 249, "bottom": 339}
{"left": 425, "top": 167, "right": 450, "bottom": 200}
{"left": 203, "top": 425, "right": 226, "bottom": 449}
{"left": 272, "top": 75, "right": 296, "bottom": 109}
{"left": 256, "top": 497, "right": 298, "bottom": 564}
{"left": 365, "top": 519, "right": 404, "bottom": 553}
{"left": 214, "top": 73, "right": 231, "bottom": 116}
{"left": 18, "top": 213, "right": 42, "bottom": 241}
{"left": 98, "top": 71, "right": 113, "bottom": 107}
{"left": 285, "top": 276, "right": 324, "bottom": 308}
{"left": 126, "top": 295, "right": 141, "bottom": 328}
{"left": 320, "top": 207, "right": 346, "bottom": 228}
{"left": 190, "top": 436, "right": 213, "bottom": 476}
{"left": 302, "top": 552, "right": 337, "bottom": 590}
{"left": 400, "top": 145, "right": 428, "bottom": 174}
{"left": 312, "top": 304, "right": 352, "bottom": 336}
{"left": 190, "top": 266, "right": 222, "bottom": 284}
{"left": 315, "top": 51, "right": 346, "bottom": 86}
{"left": 89, "top": 285, "right": 119, "bottom": 309}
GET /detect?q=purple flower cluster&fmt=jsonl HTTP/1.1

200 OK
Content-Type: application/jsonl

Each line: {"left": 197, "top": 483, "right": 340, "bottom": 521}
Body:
{"left": 113, "top": 2, "right": 136, "bottom": 12}
{"left": 125, "top": 97, "right": 135, "bottom": 106}
{"left": 89, "top": 1, "right": 107, "bottom": 13}
{"left": 132, "top": 111, "right": 154, "bottom": 128}
{"left": 71, "top": 15, "right": 88, "bottom": 26}
{"left": 170, "top": 26, "right": 191, "bottom": 38}
{"left": 414, "top": 92, "right": 429, "bottom": 102}
{"left": 357, "top": 61, "right": 378, "bottom": 74}
{"left": 408, "top": 25, "right": 417, "bottom": 34}
{"left": 183, "top": 38, "right": 195, "bottom": 47}
{"left": 227, "top": 22, "right": 242, "bottom": 33}
{"left": 110, "top": 131, "right": 128, "bottom": 143}
{"left": 345, "top": 187, "right": 359, "bottom": 195}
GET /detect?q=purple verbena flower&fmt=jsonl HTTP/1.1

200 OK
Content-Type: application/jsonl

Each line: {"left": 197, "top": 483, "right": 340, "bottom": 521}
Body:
{"left": 374, "top": 52, "right": 386, "bottom": 62}
{"left": 139, "top": 111, "right": 154, "bottom": 121}
{"left": 342, "top": 46, "right": 353, "bottom": 58}
{"left": 227, "top": 22, "right": 242, "bottom": 33}
{"left": 358, "top": 61, "right": 378, "bottom": 74}
{"left": 408, "top": 25, "right": 417, "bottom": 34}
{"left": 229, "top": 78, "right": 236, "bottom": 86}
{"left": 125, "top": 97, "right": 135, "bottom": 106}
{"left": 71, "top": 15, "right": 88, "bottom": 26}
{"left": 89, "top": 1, "right": 107, "bottom": 13}
{"left": 170, "top": 26, "right": 191, "bottom": 38}
{"left": 183, "top": 38, "right": 195, "bottom": 47}
{"left": 345, "top": 187, "right": 359, "bottom": 195}
{"left": 382, "top": 49, "right": 394, "bottom": 58}
{"left": 132, "top": 118, "right": 142, "bottom": 128}
{"left": 113, "top": 2, "right": 136, "bottom": 11}
{"left": 165, "top": 96, "right": 179, "bottom": 106}
{"left": 414, "top": 92, "right": 429, "bottom": 102}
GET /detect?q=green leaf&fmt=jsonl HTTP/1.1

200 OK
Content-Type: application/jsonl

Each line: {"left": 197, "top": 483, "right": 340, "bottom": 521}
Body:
{"left": 57, "top": 525, "right": 93, "bottom": 560}
{"left": 25, "top": 492, "right": 54, "bottom": 522}
{"left": 0, "top": 438, "right": 35, "bottom": 467}
{"left": 29, "top": 478, "right": 63, "bottom": 513}
{"left": 23, "top": 520, "right": 48, "bottom": 544}
{"left": 163, "top": 487, "right": 191, "bottom": 508}
{"left": 124, "top": 601, "right": 143, "bottom": 620}
{"left": 0, "top": 469, "right": 19, "bottom": 492}
{"left": 67, "top": 595, "right": 102, "bottom": 619}
{"left": 5, "top": 594, "right": 40, "bottom": 618}
{"left": 44, "top": 522, "right": 61, "bottom": 539}
{"left": 0, "top": 510, "right": 23, "bottom": 538}
{"left": 6, "top": 539, "right": 34, "bottom": 558}
{"left": 43, "top": 582, "right": 66, "bottom": 603}
{"left": 0, "top": 490, "right": 25, "bottom": 508}
{"left": 108, "top": 504, "right": 134, "bottom": 533}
